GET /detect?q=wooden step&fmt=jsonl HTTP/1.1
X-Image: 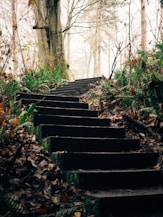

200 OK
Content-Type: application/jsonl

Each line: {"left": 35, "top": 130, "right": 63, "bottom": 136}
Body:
{"left": 35, "top": 106, "right": 98, "bottom": 117}
{"left": 74, "top": 76, "right": 102, "bottom": 84}
{"left": 52, "top": 84, "right": 88, "bottom": 91}
{"left": 34, "top": 114, "right": 110, "bottom": 126}
{"left": 53, "top": 76, "right": 101, "bottom": 90}
{"left": 86, "top": 188, "right": 163, "bottom": 216}
{"left": 56, "top": 152, "right": 159, "bottom": 170}
{"left": 45, "top": 136, "right": 141, "bottom": 153}
{"left": 51, "top": 77, "right": 102, "bottom": 95}
{"left": 16, "top": 92, "right": 79, "bottom": 102}
{"left": 50, "top": 89, "right": 85, "bottom": 96}
{"left": 39, "top": 124, "right": 125, "bottom": 139}
{"left": 20, "top": 98, "right": 88, "bottom": 109}
{"left": 64, "top": 169, "right": 162, "bottom": 190}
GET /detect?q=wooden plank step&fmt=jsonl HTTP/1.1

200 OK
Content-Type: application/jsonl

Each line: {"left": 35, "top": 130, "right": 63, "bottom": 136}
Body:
{"left": 39, "top": 124, "right": 125, "bottom": 139}
{"left": 74, "top": 76, "right": 102, "bottom": 83}
{"left": 35, "top": 106, "right": 98, "bottom": 117}
{"left": 56, "top": 152, "right": 159, "bottom": 170}
{"left": 54, "top": 76, "right": 101, "bottom": 88}
{"left": 50, "top": 77, "right": 101, "bottom": 94}
{"left": 16, "top": 92, "right": 79, "bottom": 102}
{"left": 50, "top": 89, "right": 85, "bottom": 95}
{"left": 53, "top": 83, "right": 89, "bottom": 91}
{"left": 64, "top": 169, "right": 162, "bottom": 190}
{"left": 45, "top": 136, "right": 141, "bottom": 153}
{"left": 20, "top": 98, "right": 88, "bottom": 109}
{"left": 86, "top": 188, "right": 163, "bottom": 216}
{"left": 34, "top": 114, "right": 110, "bottom": 126}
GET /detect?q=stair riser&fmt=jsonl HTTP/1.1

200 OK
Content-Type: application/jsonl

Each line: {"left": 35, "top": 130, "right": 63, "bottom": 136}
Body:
{"left": 53, "top": 84, "right": 89, "bottom": 91}
{"left": 40, "top": 125, "right": 125, "bottom": 139}
{"left": 50, "top": 90, "right": 80, "bottom": 95}
{"left": 64, "top": 171, "right": 162, "bottom": 190}
{"left": 97, "top": 194, "right": 163, "bottom": 216}
{"left": 21, "top": 99, "right": 88, "bottom": 109}
{"left": 48, "top": 137, "right": 140, "bottom": 153}
{"left": 56, "top": 77, "right": 101, "bottom": 87}
{"left": 17, "top": 92, "right": 79, "bottom": 102}
{"left": 35, "top": 106, "right": 98, "bottom": 117}
{"left": 74, "top": 76, "right": 101, "bottom": 83}
{"left": 59, "top": 153, "right": 159, "bottom": 170}
{"left": 34, "top": 114, "right": 110, "bottom": 127}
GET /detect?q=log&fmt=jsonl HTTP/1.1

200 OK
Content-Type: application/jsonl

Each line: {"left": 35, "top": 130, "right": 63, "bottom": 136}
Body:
{"left": 123, "top": 113, "right": 159, "bottom": 141}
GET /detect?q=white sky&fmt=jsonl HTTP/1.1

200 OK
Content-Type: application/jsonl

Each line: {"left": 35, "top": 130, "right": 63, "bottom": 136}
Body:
{"left": 0, "top": 0, "right": 162, "bottom": 79}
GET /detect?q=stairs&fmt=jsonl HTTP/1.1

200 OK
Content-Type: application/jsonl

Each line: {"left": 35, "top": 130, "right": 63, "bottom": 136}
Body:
{"left": 17, "top": 77, "right": 163, "bottom": 217}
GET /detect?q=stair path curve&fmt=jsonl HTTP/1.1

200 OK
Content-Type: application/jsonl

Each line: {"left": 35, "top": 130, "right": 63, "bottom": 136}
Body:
{"left": 17, "top": 77, "right": 163, "bottom": 217}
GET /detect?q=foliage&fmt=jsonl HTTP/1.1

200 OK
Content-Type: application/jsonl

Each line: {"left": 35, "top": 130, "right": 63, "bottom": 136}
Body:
{"left": 21, "top": 64, "right": 69, "bottom": 93}
{"left": 0, "top": 62, "right": 69, "bottom": 149}
{"left": 88, "top": 41, "right": 163, "bottom": 122}
{"left": 0, "top": 73, "right": 20, "bottom": 97}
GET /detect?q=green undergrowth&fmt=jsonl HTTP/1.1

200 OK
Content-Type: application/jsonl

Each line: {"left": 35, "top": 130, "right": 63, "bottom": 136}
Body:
{"left": 88, "top": 41, "right": 163, "bottom": 124}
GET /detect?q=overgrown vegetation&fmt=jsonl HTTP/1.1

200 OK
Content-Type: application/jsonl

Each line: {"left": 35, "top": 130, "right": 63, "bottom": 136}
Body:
{"left": 0, "top": 64, "right": 68, "bottom": 146}
{"left": 87, "top": 41, "right": 163, "bottom": 125}
{"left": 1, "top": 40, "right": 163, "bottom": 216}
{"left": 0, "top": 64, "right": 77, "bottom": 216}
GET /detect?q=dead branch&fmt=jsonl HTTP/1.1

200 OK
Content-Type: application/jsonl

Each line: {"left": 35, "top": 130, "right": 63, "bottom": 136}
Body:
{"left": 123, "top": 113, "right": 160, "bottom": 141}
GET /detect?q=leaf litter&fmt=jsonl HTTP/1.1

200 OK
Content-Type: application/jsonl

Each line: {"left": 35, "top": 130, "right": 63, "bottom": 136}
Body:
{"left": 0, "top": 80, "right": 163, "bottom": 216}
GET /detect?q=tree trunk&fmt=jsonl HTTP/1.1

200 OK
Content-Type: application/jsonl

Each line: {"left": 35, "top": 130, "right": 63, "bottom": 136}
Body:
{"left": 34, "top": 0, "right": 48, "bottom": 67}
{"left": 12, "top": 0, "right": 18, "bottom": 79}
{"left": 48, "top": 0, "right": 64, "bottom": 66}
{"left": 141, "top": 0, "right": 147, "bottom": 51}
{"left": 34, "top": 0, "right": 64, "bottom": 67}
{"left": 160, "top": 4, "right": 163, "bottom": 39}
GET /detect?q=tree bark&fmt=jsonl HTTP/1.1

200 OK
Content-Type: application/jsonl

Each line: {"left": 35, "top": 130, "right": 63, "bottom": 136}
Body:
{"left": 34, "top": 0, "right": 48, "bottom": 67}
{"left": 34, "top": 0, "right": 64, "bottom": 67}
{"left": 48, "top": 0, "right": 64, "bottom": 66}
{"left": 141, "top": 0, "right": 147, "bottom": 51}
{"left": 12, "top": 0, "right": 18, "bottom": 79}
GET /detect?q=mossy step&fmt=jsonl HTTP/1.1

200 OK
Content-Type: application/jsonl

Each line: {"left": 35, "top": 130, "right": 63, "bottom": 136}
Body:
{"left": 74, "top": 76, "right": 102, "bottom": 83}
{"left": 54, "top": 152, "right": 159, "bottom": 170}
{"left": 35, "top": 106, "right": 98, "bottom": 117}
{"left": 50, "top": 89, "right": 86, "bottom": 95}
{"left": 64, "top": 169, "right": 162, "bottom": 190}
{"left": 39, "top": 124, "right": 125, "bottom": 139}
{"left": 52, "top": 83, "right": 89, "bottom": 91}
{"left": 20, "top": 98, "right": 88, "bottom": 109}
{"left": 85, "top": 187, "right": 163, "bottom": 216}
{"left": 34, "top": 114, "right": 110, "bottom": 126}
{"left": 44, "top": 136, "right": 140, "bottom": 153}
{"left": 55, "top": 76, "right": 101, "bottom": 88}
{"left": 16, "top": 92, "right": 79, "bottom": 102}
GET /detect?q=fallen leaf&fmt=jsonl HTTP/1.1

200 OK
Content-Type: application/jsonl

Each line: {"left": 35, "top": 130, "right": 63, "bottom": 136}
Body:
{"left": 74, "top": 211, "right": 81, "bottom": 217}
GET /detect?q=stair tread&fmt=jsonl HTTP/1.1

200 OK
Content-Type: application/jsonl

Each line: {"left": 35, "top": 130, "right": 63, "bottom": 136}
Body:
{"left": 48, "top": 135, "right": 139, "bottom": 141}
{"left": 40, "top": 123, "right": 120, "bottom": 129}
{"left": 35, "top": 105, "right": 95, "bottom": 112}
{"left": 61, "top": 151, "right": 155, "bottom": 154}
{"left": 85, "top": 187, "right": 163, "bottom": 198}
{"left": 65, "top": 168, "right": 160, "bottom": 173}
{"left": 17, "top": 92, "right": 79, "bottom": 101}
{"left": 40, "top": 124, "right": 125, "bottom": 138}
{"left": 21, "top": 98, "right": 84, "bottom": 104}
{"left": 34, "top": 113, "right": 108, "bottom": 120}
{"left": 21, "top": 98, "right": 88, "bottom": 109}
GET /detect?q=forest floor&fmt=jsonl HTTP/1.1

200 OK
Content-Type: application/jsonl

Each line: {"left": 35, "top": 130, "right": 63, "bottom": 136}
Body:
{"left": 0, "top": 83, "right": 163, "bottom": 217}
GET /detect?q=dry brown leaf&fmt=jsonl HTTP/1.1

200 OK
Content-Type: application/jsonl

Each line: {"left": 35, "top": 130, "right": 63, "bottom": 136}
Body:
{"left": 74, "top": 211, "right": 81, "bottom": 217}
{"left": 145, "top": 114, "right": 158, "bottom": 127}
{"left": 28, "top": 0, "right": 35, "bottom": 7}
